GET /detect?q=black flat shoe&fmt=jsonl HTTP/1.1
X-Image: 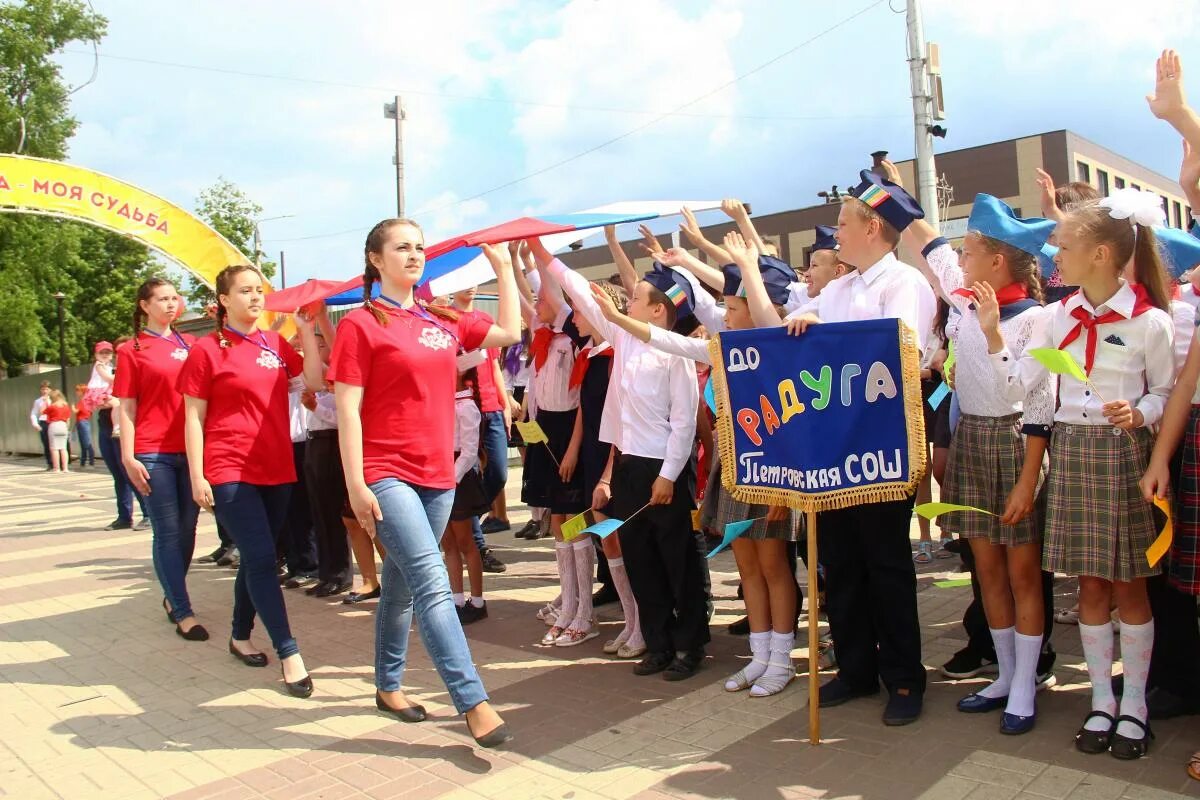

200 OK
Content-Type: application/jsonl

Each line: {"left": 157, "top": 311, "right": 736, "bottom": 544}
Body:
{"left": 1109, "top": 715, "right": 1153, "bottom": 760}
{"left": 375, "top": 691, "right": 426, "bottom": 723}
{"left": 282, "top": 667, "right": 314, "bottom": 699}
{"left": 343, "top": 587, "right": 382, "bottom": 604}
{"left": 727, "top": 616, "right": 750, "bottom": 636}
{"left": 229, "top": 640, "right": 268, "bottom": 668}
{"left": 1074, "top": 710, "right": 1116, "bottom": 754}
{"left": 198, "top": 546, "right": 227, "bottom": 564}
{"left": 633, "top": 651, "right": 675, "bottom": 676}
{"left": 176, "top": 623, "right": 209, "bottom": 641}
{"left": 663, "top": 649, "right": 705, "bottom": 682}
{"left": 315, "top": 580, "right": 352, "bottom": 598}
{"left": 469, "top": 721, "right": 513, "bottom": 749}
{"left": 162, "top": 598, "right": 173, "bottom": 623}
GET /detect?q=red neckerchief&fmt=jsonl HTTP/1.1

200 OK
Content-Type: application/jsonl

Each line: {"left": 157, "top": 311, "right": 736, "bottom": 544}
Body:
{"left": 530, "top": 327, "right": 560, "bottom": 371}
{"left": 1057, "top": 284, "right": 1155, "bottom": 374}
{"left": 1191, "top": 284, "right": 1200, "bottom": 297}
{"left": 569, "top": 345, "right": 591, "bottom": 388}
{"left": 952, "top": 283, "right": 1030, "bottom": 306}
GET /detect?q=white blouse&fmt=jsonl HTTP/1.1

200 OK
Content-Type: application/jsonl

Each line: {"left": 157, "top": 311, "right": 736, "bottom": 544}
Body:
{"left": 453, "top": 389, "right": 481, "bottom": 483}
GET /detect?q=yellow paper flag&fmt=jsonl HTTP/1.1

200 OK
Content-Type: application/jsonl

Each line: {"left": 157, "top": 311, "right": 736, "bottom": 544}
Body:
{"left": 1028, "top": 348, "right": 1088, "bottom": 382}
{"left": 516, "top": 420, "right": 549, "bottom": 444}
{"left": 561, "top": 510, "right": 596, "bottom": 542}
{"left": 915, "top": 502, "right": 995, "bottom": 520}
{"left": 943, "top": 341, "right": 956, "bottom": 375}
{"left": 1146, "top": 496, "right": 1173, "bottom": 567}
{"left": 691, "top": 510, "right": 701, "bottom": 530}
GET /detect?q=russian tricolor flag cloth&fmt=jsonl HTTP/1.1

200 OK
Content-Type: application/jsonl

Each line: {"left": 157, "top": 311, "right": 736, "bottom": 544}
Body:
{"left": 263, "top": 201, "right": 721, "bottom": 310}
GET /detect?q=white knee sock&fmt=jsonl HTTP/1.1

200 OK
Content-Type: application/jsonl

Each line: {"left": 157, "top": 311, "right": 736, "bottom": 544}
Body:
{"left": 750, "top": 631, "right": 796, "bottom": 696}
{"left": 1116, "top": 618, "right": 1154, "bottom": 739}
{"left": 1006, "top": 632, "right": 1041, "bottom": 717}
{"left": 726, "top": 631, "right": 771, "bottom": 690}
{"left": 978, "top": 626, "right": 1015, "bottom": 699}
{"left": 1079, "top": 621, "right": 1117, "bottom": 732}
{"left": 453, "top": 592, "right": 465, "bottom": 607}
{"left": 626, "top": 592, "right": 645, "bottom": 650}
{"left": 608, "top": 557, "right": 637, "bottom": 644}
{"left": 570, "top": 539, "right": 595, "bottom": 629}
{"left": 554, "top": 542, "right": 578, "bottom": 627}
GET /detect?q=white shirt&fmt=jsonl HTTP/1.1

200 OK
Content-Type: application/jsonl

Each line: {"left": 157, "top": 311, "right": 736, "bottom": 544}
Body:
{"left": 923, "top": 242, "right": 1054, "bottom": 429}
{"left": 453, "top": 390, "right": 482, "bottom": 483}
{"left": 288, "top": 391, "right": 310, "bottom": 443}
{"left": 784, "top": 281, "right": 810, "bottom": 315}
{"left": 308, "top": 390, "right": 338, "bottom": 432}
{"left": 547, "top": 258, "right": 699, "bottom": 482}
{"left": 816, "top": 252, "right": 936, "bottom": 351}
{"left": 1178, "top": 284, "right": 1200, "bottom": 320}
{"left": 529, "top": 306, "right": 579, "bottom": 415}
{"left": 648, "top": 325, "right": 714, "bottom": 366}
{"left": 992, "top": 281, "right": 1175, "bottom": 428}
{"left": 31, "top": 395, "right": 49, "bottom": 427}
{"left": 1170, "top": 300, "right": 1194, "bottom": 373}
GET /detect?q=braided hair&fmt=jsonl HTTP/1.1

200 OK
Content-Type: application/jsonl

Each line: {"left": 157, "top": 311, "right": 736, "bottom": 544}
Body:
{"left": 131, "top": 277, "right": 176, "bottom": 350}
{"left": 362, "top": 218, "right": 459, "bottom": 325}
{"left": 214, "top": 264, "right": 264, "bottom": 348}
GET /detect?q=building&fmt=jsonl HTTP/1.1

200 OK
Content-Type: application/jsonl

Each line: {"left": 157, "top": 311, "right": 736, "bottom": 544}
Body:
{"left": 549, "top": 129, "right": 1194, "bottom": 281}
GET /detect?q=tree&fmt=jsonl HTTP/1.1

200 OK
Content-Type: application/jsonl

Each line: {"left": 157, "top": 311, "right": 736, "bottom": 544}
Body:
{"left": 186, "top": 177, "right": 277, "bottom": 306}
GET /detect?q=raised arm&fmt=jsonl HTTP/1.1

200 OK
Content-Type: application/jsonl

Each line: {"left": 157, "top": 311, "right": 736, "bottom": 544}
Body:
{"left": 295, "top": 305, "right": 328, "bottom": 391}
{"left": 605, "top": 225, "right": 640, "bottom": 298}
{"left": 479, "top": 243, "right": 521, "bottom": 350}
{"left": 722, "top": 198, "right": 769, "bottom": 255}
{"left": 588, "top": 282, "right": 712, "bottom": 364}
{"left": 529, "top": 237, "right": 618, "bottom": 343}
{"left": 878, "top": 160, "right": 940, "bottom": 255}
{"left": 679, "top": 206, "right": 731, "bottom": 264}
{"left": 725, "top": 232, "right": 784, "bottom": 329}
{"left": 658, "top": 245, "right": 725, "bottom": 291}
{"left": 1148, "top": 49, "right": 1200, "bottom": 166}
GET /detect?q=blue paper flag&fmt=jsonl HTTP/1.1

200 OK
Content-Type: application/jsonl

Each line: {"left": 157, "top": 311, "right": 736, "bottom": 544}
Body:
{"left": 707, "top": 518, "right": 761, "bottom": 559}
{"left": 582, "top": 518, "right": 623, "bottom": 539}
{"left": 704, "top": 377, "right": 716, "bottom": 414}
{"left": 927, "top": 381, "right": 950, "bottom": 410}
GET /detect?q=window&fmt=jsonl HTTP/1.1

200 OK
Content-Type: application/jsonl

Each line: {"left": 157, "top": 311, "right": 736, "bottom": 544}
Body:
{"left": 1076, "top": 160, "right": 1091, "bottom": 183}
{"left": 1174, "top": 201, "right": 1183, "bottom": 229}
{"left": 1098, "top": 169, "right": 1110, "bottom": 195}
{"left": 1114, "top": 176, "right": 1126, "bottom": 190}
{"left": 1188, "top": 207, "right": 1194, "bottom": 229}
{"left": 1162, "top": 196, "right": 1170, "bottom": 220}
{"left": 1131, "top": 183, "right": 1141, "bottom": 191}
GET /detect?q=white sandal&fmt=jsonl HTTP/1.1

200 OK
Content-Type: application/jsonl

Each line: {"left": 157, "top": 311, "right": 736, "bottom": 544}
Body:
{"left": 536, "top": 603, "right": 560, "bottom": 626}
{"left": 750, "top": 664, "right": 796, "bottom": 697}
{"left": 724, "top": 658, "right": 769, "bottom": 692}
{"left": 603, "top": 629, "right": 630, "bottom": 655}
{"left": 540, "top": 625, "right": 565, "bottom": 646}
{"left": 555, "top": 623, "right": 599, "bottom": 647}
{"left": 616, "top": 642, "right": 646, "bottom": 659}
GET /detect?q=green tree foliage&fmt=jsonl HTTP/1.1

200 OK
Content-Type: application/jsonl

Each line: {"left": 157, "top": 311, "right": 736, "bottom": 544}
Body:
{"left": 186, "top": 177, "right": 277, "bottom": 307}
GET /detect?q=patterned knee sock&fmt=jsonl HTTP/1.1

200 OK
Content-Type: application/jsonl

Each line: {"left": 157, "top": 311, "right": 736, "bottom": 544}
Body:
{"left": 570, "top": 539, "right": 595, "bottom": 629}
{"left": 554, "top": 542, "right": 578, "bottom": 627}
{"left": 608, "top": 557, "right": 637, "bottom": 644}
{"left": 1079, "top": 621, "right": 1117, "bottom": 732}
{"left": 1116, "top": 619, "right": 1153, "bottom": 739}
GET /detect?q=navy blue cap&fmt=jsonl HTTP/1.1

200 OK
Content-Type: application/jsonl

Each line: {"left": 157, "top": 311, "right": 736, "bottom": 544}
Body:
{"left": 721, "top": 255, "right": 794, "bottom": 306}
{"left": 1156, "top": 226, "right": 1200, "bottom": 277}
{"left": 644, "top": 262, "right": 696, "bottom": 319}
{"left": 849, "top": 170, "right": 925, "bottom": 232}
{"left": 812, "top": 225, "right": 838, "bottom": 252}
{"left": 967, "top": 194, "right": 1058, "bottom": 278}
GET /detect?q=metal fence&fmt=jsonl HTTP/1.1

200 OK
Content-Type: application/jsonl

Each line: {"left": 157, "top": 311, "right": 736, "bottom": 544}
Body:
{"left": 0, "top": 366, "right": 95, "bottom": 455}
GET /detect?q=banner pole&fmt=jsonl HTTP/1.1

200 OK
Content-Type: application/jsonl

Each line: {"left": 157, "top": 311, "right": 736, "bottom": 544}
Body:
{"left": 806, "top": 510, "right": 821, "bottom": 745}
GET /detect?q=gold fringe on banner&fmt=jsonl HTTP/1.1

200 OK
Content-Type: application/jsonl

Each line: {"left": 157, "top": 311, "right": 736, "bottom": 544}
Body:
{"left": 708, "top": 320, "right": 928, "bottom": 514}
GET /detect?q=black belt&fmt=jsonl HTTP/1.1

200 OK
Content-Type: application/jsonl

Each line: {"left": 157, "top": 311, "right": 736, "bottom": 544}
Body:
{"left": 307, "top": 429, "right": 338, "bottom": 440}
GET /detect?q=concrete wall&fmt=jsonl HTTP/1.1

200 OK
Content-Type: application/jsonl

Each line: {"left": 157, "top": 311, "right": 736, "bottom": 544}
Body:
{"left": 0, "top": 366, "right": 95, "bottom": 455}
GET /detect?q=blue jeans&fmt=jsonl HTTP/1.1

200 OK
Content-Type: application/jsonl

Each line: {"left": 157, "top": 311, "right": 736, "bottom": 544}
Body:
{"left": 140, "top": 453, "right": 200, "bottom": 621}
{"left": 471, "top": 410, "right": 510, "bottom": 549}
{"left": 97, "top": 409, "right": 147, "bottom": 523}
{"left": 76, "top": 419, "right": 95, "bottom": 466}
{"left": 213, "top": 482, "right": 299, "bottom": 659}
{"left": 370, "top": 478, "right": 489, "bottom": 713}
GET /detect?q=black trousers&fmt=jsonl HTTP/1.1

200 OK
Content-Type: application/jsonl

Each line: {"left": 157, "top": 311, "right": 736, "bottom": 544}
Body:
{"left": 304, "top": 432, "right": 351, "bottom": 585}
{"left": 277, "top": 441, "right": 317, "bottom": 575}
{"left": 1147, "top": 573, "right": 1200, "bottom": 704}
{"left": 958, "top": 542, "right": 1055, "bottom": 660}
{"left": 818, "top": 495, "right": 925, "bottom": 694}
{"left": 38, "top": 420, "right": 52, "bottom": 467}
{"left": 613, "top": 454, "right": 710, "bottom": 654}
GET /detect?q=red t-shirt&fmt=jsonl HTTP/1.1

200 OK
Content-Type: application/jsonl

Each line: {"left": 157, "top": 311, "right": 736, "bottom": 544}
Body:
{"left": 458, "top": 309, "right": 504, "bottom": 413}
{"left": 328, "top": 304, "right": 491, "bottom": 489}
{"left": 112, "top": 330, "right": 197, "bottom": 454}
{"left": 44, "top": 403, "right": 71, "bottom": 423}
{"left": 176, "top": 330, "right": 303, "bottom": 486}
{"left": 74, "top": 403, "right": 92, "bottom": 421}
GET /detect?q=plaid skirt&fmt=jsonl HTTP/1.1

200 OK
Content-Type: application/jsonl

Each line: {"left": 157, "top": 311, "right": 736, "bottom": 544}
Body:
{"left": 1044, "top": 423, "right": 1157, "bottom": 582}
{"left": 700, "top": 454, "right": 796, "bottom": 542}
{"left": 1169, "top": 405, "right": 1200, "bottom": 595}
{"left": 941, "top": 413, "right": 1043, "bottom": 545}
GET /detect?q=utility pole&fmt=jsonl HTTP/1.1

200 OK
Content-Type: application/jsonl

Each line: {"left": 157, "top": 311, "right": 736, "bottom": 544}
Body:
{"left": 383, "top": 96, "right": 406, "bottom": 217}
{"left": 906, "top": 0, "right": 940, "bottom": 228}
{"left": 279, "top": 251, "right": 287, "bottom": 288}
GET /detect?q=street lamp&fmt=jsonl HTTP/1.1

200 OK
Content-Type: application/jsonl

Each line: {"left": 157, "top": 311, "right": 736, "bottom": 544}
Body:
{"left": 252, "top": 214, "right": 295, "bottom": 271}
{"left": 52, "top": 291, "right": 67, "bottom": 395}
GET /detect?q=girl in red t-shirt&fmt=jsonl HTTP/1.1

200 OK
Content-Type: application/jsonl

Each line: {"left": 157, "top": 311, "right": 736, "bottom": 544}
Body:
{"left": 113, "top": 277, "right": 208, "bottom": 643}
{"left": 328, "top": 219, "right": 519, "bottom": 747}
{"left": 44, "top": 390, "right": 72, "bottom": 472}
{"left": 177, "top": 265, "right": 327, "bottom": 697}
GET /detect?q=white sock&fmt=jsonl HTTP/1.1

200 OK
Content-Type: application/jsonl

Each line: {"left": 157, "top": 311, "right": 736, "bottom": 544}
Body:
{"left": 570, "top": 539, "right": 595, "bottom": 630}
{"left": 1116, "top": 619, "right": 1154, "bottom": 739}
{"left": 554, "top": 542, "right": 578, "bottom": 627}
{"left": 1079, "top": 621, "right": 1117, "bottom": 732}
{"left": 470, "top": 596, "right": 485, "bottom": 608}
{"left": 750, "top": 631, "right": 796, "bottom": 696}
{"left": 1006, "top": 632, "right": 1041, "bottom": 717}
{"left": 726, "top": 631, "right": 771, "bottom": 690}
{"left": 453, "top": 592, "right": 465, "bottom": 607}
{"left": 532, "top": 506, "right": 546, "bottom": 521}
{"left": 978, "top": 626, "right": 1015, "bottom": 699}
{"left": 625, "top": 596, "right": 645, "bottom": 650}
{"left": 608, "top": 557, "right": 638, "bottom": 645}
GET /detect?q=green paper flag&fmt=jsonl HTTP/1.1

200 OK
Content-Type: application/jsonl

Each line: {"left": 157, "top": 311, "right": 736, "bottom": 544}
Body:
{"left": 935, "top": 578, "right": 973, "bottom": 588}
{"left": 914, "top": 502, "right": 995, "bottom": 520}
{"left": 1028, "top": 348, "right": 1087, "bottom": 382}
{"left": 943, "top": 341, "right": 956, "bottom": 375}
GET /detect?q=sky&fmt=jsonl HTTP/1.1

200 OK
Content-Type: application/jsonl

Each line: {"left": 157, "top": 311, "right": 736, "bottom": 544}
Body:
{"left": 52, "top": 0, "right": 1200, "bottom": 286}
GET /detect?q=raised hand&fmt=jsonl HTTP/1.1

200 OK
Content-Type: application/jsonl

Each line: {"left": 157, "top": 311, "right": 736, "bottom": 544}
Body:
{"left": 656, "top": 246, "right": 690, "bottom": 268}
{"left": 971, "top": 281, "right": 1000, "bottom": 336}
{"left": 679, "top": 206, "right": 703, "bottom": 245}
{"left": 880, "top": 159, "right": 903, "bottom": 186}
{"left": 1182, "top": 139, "right": 1200, "bottom": 201}
{"left": 723, "top": 230, "right": 758, "bottom": 267}
{"left": 1034, "top": 168, "right": 1060, "bottom": 220}
{"left": 481, "top": 242, "right": 513, "bottom": 275}
{"left": 589, "top": 282, "right": 620, "bottom": 319}
{"left": 1147, "top": 49, "right": 1187, "bottom": 121}
{"left": 636, "top": 224, "right": 664, "bottom": 257}
{"left": 720, "top": 198, "right": 749, "bottom": 221}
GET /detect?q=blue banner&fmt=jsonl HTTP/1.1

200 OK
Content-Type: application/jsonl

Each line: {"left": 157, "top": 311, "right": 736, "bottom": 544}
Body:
{"left": 708, "top": 319, "right": 926, "bottom": 511}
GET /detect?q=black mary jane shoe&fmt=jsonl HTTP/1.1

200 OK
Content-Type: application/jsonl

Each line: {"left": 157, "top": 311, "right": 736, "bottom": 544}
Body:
{"left": 1074, "top": 710, "right": 1116, "bottom": 754}
{"left": 228, "top": 639, "right": 269, "bottom": 668}
{"left": 176, "top": 623, "right": 209, "bottom": 642}
{"left": 343, "top": 587, "right": 382, "bottom": 604}
{"left": 282, "top": 666, "right": 314, "bottom": 699}
{"left": 1109, "top": 715, "right": 1154, "bottom": 760}
{"left": 375, "top": 691, "right": 427, "bottom": 723}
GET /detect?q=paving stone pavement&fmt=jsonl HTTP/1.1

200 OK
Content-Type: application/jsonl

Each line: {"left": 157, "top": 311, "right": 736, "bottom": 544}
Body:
{"left": 0, "top": 456, "right": 1197, "bottom": 800}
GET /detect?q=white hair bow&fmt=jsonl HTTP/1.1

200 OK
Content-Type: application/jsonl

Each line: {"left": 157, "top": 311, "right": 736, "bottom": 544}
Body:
{"left": 1100, "top": 188, "right": 1165, "bottom": 228}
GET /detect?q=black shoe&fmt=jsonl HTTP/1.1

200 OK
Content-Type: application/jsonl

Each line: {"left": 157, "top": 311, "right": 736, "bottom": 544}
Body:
{"left": 727, "top": 616, "right": 750, "bottom": 636}
{"left": 278, "top": 571, "right": 298, "bottom": 586}
{"left": 818, "top": 677, "right": 879, "bottom": 707}
{"left": 162, "top": 598, "right": 173, "bottom": 623}
{"left": 104, "top": 518, "right": 132, "bottom": 531}
{"left": 1074, "top": 710, "right": 1115, "bottom": 754}
{"left": 285, "top": 575, "right": 317, "bottom": 591}
{"left": 592, "top": 585, "right": 619, "bottom": 606}
{"left": 514, "top": 520, "right": 539, "bottom": 539}
{"left": 534, "top": 519, "right": 552, "bottom": 539}
{"left": 481, "top": 517, "right": 511, "bottom": 534}
{"left": 1108, "top": 715, "right": 1153, "bottom": 760}
{"left": 663, "top": 650, "right": 705, "bottom": 681}
{"left": 343, "top": 587, "right": 381, "bottom": 604}
{"left": 198, "top": 546, "right": 227, "bottom": 564}
{"left": 315, "top": 580, "right": 352, "bottom": 598}
{"left": 882, "top": 688, "right": 923, "bottom": 726}
{"left": 1146, "top": 686, "right": 1200, "bottom": 720}
{"left": 633, "top": 651, "right": 675, "bottom": 676}
{"left": 469, "top": 720, "right": 513, "bottom": 749}
{"left": 941, "top": 647, "right": 998, "bottom": 679}
{"left": 481, "top": 550, "right": 507, "bottom": 573}
{"left": 282, "top": 666, "right": 313, "bottom": 699}
{"left": 176, "top": 623, "right": 210, "bottom": 642}
{"left": 375, "top": 691, "right": 426, "bottom": 723}
{"left": 229, "top": 640, "right": 268, "bottom": 668}
{"left": 217, "top": 547, "right": 239, "bottom": 567}
{"left": 134, "top": 517, "right": 152, "bottom": 531}
{"left": 460, "top": 602, "right": 488, "bottom": 624}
